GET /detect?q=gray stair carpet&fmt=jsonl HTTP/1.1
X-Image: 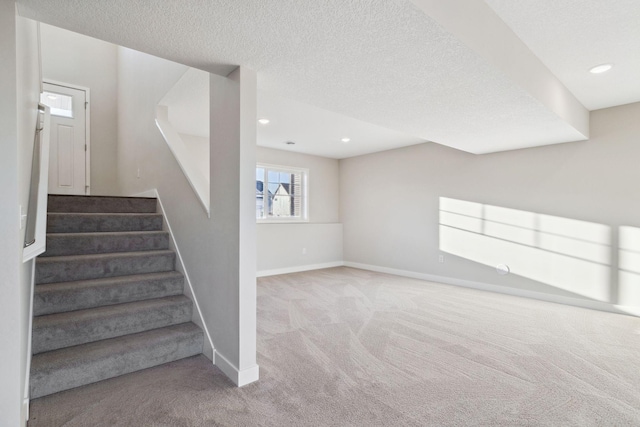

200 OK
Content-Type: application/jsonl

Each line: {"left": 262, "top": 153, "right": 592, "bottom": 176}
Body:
{"left": 34, "top": 271, "right": 185, "bottom": 316}
{"left": 42, "top": 230, "right": 170, "bottom": 257}
{"left": 36, "top": 250, "right": 176, "bottom": 284}
{"left": 47, "top": 194, "right": 158, "bottom": 213}
{"left": 47, "top": 212, "right": 163, "bottom": 233}
{"left": 31, "top": 195, "right": 203, "bottom": 399}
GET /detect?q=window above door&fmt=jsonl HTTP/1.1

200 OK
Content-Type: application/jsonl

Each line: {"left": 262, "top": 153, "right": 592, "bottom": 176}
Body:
{"left": 40, "top": 91, "right": 74, "bottom": 118}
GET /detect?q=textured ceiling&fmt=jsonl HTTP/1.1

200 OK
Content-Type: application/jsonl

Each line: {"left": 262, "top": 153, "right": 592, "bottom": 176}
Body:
{"left": 158, "top": 64, "right": 424, "bottom": 159}
{"left": 18, "top": 0, "right": 597, "bottom": 154}
{"left": 486, "top": 0, "right": 640, "bottom": 111}
{"left": 257, "top": 93, "right": 425, "bottom": 159}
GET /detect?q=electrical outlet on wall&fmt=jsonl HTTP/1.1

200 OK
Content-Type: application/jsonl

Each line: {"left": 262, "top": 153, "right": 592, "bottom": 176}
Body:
{"left": 438, "top": 254, "right": 444, "bottom": 263}
{"left": 302, "top": 247, "right": 307, "bottom": 255}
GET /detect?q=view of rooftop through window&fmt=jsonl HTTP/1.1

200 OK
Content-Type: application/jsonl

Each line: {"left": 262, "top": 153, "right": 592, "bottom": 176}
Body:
{"left": 256, "top": 165, "right": 305, "bottom": 220}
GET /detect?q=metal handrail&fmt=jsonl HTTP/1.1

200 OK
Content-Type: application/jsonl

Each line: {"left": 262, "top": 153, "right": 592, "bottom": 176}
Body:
{"left": 24, "top": 104, "right": 46, "bottom": 248}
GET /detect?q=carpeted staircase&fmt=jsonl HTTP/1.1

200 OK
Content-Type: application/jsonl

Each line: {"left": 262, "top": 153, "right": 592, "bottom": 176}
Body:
{"left": 30, "top": 195, "right": 204, "bottom": 399}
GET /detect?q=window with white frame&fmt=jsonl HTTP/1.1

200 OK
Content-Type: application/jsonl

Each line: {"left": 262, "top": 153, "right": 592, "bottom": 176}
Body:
{"left": 256, "top": 164, "right": 308, "bottom": 221}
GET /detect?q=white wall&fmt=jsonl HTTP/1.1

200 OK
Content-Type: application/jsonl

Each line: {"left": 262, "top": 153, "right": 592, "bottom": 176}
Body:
{"left": 17, "top": 15, "right": 41, "bottom": 424}
{"left": 209, "top": 67, "right": 259, "bottom": 384}
{"left": 0, "top": 6, "right": 22, "bottom": 425}
{"left": 117, "top": 47, "right": 258, "bottom": 385}
{"left": 116, "top": 47, "right": 188, "bottom": 194}
{"left": 160, "top": 68, "right": 209, "bottom": 137}
{"left": 156, "top": 67, "right": 210, "bottom": 213}
{"left": 340, "top": 101, "right": 640, "bottom": 312}
{"left": 40, "top": 24, "right": 119, "bottom": 195}
{"left": 179, "top": 134, "right": 209, "bottom": 182}
{"left": 0, "top": 7, "right": 40, "bottom": 426}
{"left": 155, "top": 106, "right": 210, "bottom": 214}
{"left": 256, "top": 147, "right": 343, "bottom": 274}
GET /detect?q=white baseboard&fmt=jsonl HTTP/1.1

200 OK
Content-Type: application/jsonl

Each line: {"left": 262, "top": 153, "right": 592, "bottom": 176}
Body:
{"left": 215, "top": 351, "right": 260, "bottom": 387}
{"left": 344, "top": 261, "right": 640, "bottom": 318}
{"left": 257, "top": 261, "right": 344, "bottom": 277}
{"left": 203, "top": 343, "right": 215, "bottom": 362}
{"left": 22, "top": 398, "right": 29, "bottom": 427}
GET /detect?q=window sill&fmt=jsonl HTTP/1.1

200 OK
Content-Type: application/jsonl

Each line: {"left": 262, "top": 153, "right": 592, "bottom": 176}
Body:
{"left": 257, "top": 219, "right": 309, "bottom": 224}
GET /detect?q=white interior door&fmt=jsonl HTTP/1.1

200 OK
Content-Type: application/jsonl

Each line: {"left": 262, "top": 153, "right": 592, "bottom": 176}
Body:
{"left": 41, "top": 82, "right": 88, "bottom": 195}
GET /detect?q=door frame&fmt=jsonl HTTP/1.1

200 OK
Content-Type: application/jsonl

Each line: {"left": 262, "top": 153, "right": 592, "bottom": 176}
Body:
{"left": 43, "top": 79, "right": 91, "bottom": 195}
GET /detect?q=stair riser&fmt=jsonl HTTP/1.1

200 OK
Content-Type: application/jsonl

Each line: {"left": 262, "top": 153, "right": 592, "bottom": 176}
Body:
{"left": 36, "top": 253, "right": 176, "bottom": 284}
{"left": 42, "top": 232, "right": 170, "bottom": 257}
{"left": 47, "top": 195, "right": 157, "bottom": 213}
{"left": 34, "top": 274, "right": 184, "bottom": 316}
{"left": 32, "top": 299, "right": 193, "bottom": 354}
{"left": 47, "top": 214, "right": 163, "bottom": 233}
{"left": 30, "top": 325, "right": 203, "bottom": 399}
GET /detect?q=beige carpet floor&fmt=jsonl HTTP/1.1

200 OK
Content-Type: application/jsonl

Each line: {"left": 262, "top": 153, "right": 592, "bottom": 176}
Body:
{"left": 28, "top": 267, "right": 640, "bottom": 426}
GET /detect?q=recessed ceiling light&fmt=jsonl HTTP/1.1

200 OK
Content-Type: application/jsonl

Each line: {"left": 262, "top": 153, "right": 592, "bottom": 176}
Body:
{"left": 285, "top": 141, "right": 295, "bottom": 145}
{"left": 341, "top": 137, "right": 351, "bottom": 143}
{"left": 258, "top": 118, "right": 270, "bottom": 125}
{"left": 47, "top": 94, "right": 57, "bottom": 100}
{"left": 589, "top": 64, "right": 613, "bottom": 74}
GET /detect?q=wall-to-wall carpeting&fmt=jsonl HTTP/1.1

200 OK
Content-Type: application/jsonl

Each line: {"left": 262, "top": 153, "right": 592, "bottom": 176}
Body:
{"left": 29, "top": 267, "right": 640, "bottom": 426}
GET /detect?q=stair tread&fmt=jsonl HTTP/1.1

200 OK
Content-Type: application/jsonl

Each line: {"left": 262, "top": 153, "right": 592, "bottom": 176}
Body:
{"left": 30, "top": 323, "right": 203, "bottom": 398}
{"left": 34, "top": 271, "right": 185, "bottom": 316}
{"left": 32, "top": 295, "right": 193, "bottom": 353}
{"left": 31, "top": 322, "right": 201, "bottom": 372}
{"left": 35, "top": 271, "right": 184, "bottom": 292}
{"left": 47, "top": 212, "right": 162, "bottom": 217}
{"left": 42, "top": 230, "right": 171, "bottom": 257}
{"left": 35, "top": 250, "right": 176, "bottom": 285}
{"left": 48, "top": 195, "right": 155, "bottom": 200}
{"left": 46, "top": 212, "right": 164, "bottom": 234}
{"left": 36, "top": 249, "right": 174, "bottom": 264}
{"left": 46, "top": 230, "right": 169, "bottom": 237}
{"left": 47, "top": 195, "right": 157, "bottom": 213}
{"left": 34, "top": 295, "right": 191, "bottom": 328}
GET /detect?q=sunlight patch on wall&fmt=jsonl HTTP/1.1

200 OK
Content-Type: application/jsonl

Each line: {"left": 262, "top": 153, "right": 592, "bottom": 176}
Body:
{"left": 439, "top": 197, "right": 611, "bottom": 302}
{"left": 619, "top": 226, "right": 640, "bottom": 307}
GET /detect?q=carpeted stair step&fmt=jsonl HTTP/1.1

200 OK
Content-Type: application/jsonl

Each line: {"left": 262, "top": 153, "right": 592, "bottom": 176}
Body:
{"left": 33, "top": 271, "right": 185, "bottom": 316}
{"left": 30, "top": 194, "right": 204, "bottom": 399}
{"left": 47, "top": 195, "right": 157, "bottom": 213}
{"left": 47, "top": 213, "right": 163, "bottom": 233}
{"left": 41, "top": 231, "right": 170, "bottom": 257}
{"left": 35, "top": 250, "right": 175, "bottom": 284}
{"left": 32, "top": 295, "right": 193, "bottom": 354}
{"left": 30, "top": 322, "right": 203, "bottom": 399}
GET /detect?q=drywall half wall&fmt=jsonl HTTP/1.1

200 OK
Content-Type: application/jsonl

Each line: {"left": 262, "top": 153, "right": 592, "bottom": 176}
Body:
{"left": 156, "top": 67, "right": 211, "bottom": 214}
{"left": 256, "top": 146, "right": 343, "bottom": 275}
{"left": 0, "top": 5, "right": 22, "bottom": 425}
{"left": 117, "top": 46, "right": 258, "bottom": 385}
{"left": 340, "top": 101, "right": 640, "bottom": 314}
{"left": 40, "top": 24, "right": 119, "bottom": 195}
{"left": 17, "top": 15, "right": 41, "bottom": 423}
{"left": 0, "top": 8, "right": 40, "bottom": 426}
{"left": 179, "top": 133, "right": 209, "bottom": 181}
